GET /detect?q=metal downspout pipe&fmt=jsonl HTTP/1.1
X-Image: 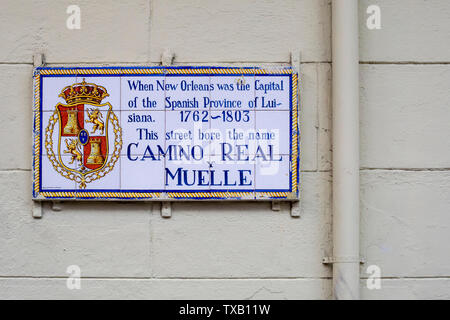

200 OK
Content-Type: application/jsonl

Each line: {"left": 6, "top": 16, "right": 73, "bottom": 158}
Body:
{"left": 331, "top": 0, "right": 360, "bottom": 299}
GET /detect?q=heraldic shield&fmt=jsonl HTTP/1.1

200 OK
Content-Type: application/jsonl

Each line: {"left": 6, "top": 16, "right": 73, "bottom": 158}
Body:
{"left": 45, "top": 79, "right": 122, "bottom": 189}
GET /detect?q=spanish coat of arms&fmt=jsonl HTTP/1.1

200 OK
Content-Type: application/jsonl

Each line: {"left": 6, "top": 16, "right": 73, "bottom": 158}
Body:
{"left": 45, "top": 79, "right": 122, "bottom": 189}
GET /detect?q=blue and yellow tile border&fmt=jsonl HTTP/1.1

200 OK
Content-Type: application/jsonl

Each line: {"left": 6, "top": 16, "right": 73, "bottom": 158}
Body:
{"left": 32, "top": 66, "right": 300, "bottom": 201}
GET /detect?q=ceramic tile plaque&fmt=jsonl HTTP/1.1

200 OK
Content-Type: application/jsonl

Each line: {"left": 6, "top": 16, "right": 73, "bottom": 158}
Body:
{"left": 32, "top": 67, "right": 299, "bottom": 200}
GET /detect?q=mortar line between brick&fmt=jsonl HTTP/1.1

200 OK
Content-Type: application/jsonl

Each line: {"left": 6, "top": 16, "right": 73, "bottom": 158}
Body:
{"left": 360, "top": 61, "right": 450, "bottom": 65}
{"left": 360, "top": 276, "right": 450, "bottom": 280}
{"left": 0, "top": 62, "right": 33, "bottom": 65}
{"left": 0, "top": 276, "right": 332, "bottom": 280}
{"left": 1, "top": 276, "right": 449, "bottom": 281}
{"left": 360, "top": 168, "right": 450, "bottom": 172}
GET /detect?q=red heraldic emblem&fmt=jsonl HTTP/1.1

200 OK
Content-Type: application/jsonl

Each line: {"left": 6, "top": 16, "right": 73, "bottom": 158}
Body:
{"left": 45, "top": 79, "right": 122, "bottom": 189}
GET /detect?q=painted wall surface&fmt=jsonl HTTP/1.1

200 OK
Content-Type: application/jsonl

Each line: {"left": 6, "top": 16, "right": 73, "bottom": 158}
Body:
{"left": 0, "top": 0, "right": 449, "bottom": 299}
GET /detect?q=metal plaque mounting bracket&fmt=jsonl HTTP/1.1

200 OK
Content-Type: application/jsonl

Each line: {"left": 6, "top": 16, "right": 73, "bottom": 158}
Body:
{"left": 51, "top": 201, "right": 63, "bottom": 212}
{"left": 32, "top": 201, "right": 42, "bottom": 219}
{"left": 161, "top": 48, "right": 175, "bottom": 66}
{"left": 161, "top": 201, "right": 172, "bottom": 218}
{"left": 271, "top": 200, "right": 281, "bottom": 211}
{"left": 33, "top": 53, "right": 45, "bottom": 68}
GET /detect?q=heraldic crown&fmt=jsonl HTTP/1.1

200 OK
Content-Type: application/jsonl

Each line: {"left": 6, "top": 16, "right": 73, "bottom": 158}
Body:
{"left": 59, "top": 78, "right": 109, "bottom": 104}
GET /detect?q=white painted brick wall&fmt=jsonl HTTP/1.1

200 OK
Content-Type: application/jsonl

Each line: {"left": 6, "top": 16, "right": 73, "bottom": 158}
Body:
{"left": 0, "top": 172, "right": 152, "bottom": 278}
{"left": 1, "top": 0, "right": 150, "bottom": 63}
{"left": 361, "top": 65, "right": 450, "bottom": 168}
{"left": 0, "top": 278, "right": 331, "bottom": 300}
{"left": 0, "top": 0, "right": 449, "bottom": 299}
{"left": 0, "top": 65, "right": 32, "bottom": 170}
{"left": 361, "top": 171, "right": 450, "bottom": 277}
{"left": 360, "top": 0, "right": 450, "bottom": 62}
{"left": 149, "top": 173, "right": 331, "bottom": 279}
{"left": 149, "top": 0, "right": 331, "bottom": 63}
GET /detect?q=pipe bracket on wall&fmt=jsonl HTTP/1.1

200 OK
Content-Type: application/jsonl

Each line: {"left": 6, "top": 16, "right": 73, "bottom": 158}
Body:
{"left": 322, "top": 256, "right": 365, "bottom": 265}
